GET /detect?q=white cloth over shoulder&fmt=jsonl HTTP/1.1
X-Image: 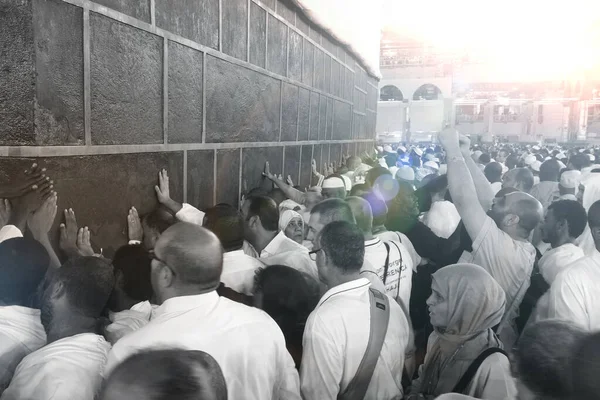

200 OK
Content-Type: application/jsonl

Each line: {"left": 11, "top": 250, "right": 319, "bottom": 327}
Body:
{"left": 175, "top": 203, "right": 205, "bottom": 225}
{"left": 300, "top": 278, "right": 411, "bottom": 400}
{"left": 421, "top": 200, "right": 461, "bottom": 239}
{"left": 104, "top": 301, "right": 156, "bottom": 345}
{"left": 221, "top": 250, "right": 265, "bottom": 295}
{"left": 0, "top": 306, "right": 46, "bottom": 392}
{"left": 1, "top": 333, "right": 110, "bottom": 400}
{"left": 0, "top": 226, "right": 22, "bottom": 244}
{"left": 104, "top": 292, "right": 301, "bottom": 400}
{"left": 546, "top": 250, "right": 600, "bottom": 331}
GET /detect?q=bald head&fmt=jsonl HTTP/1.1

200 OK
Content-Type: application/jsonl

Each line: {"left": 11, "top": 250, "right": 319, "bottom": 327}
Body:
{"left": 489, "top": 191, "right": 543, "bottom": 236}
{"left": 346, "top": 196, "right": 373, "bottom": 236}
{"left": 101, "top": 349, "right": 227, "bottom": 400}
{"left": 153, "top": 223, "right": 223, "bottom": 298}
{"left": 502, "top": 168, "right": 534, "bottom": 193}
{"left": 346, "top": 156, "right": 362, "bottom": 171}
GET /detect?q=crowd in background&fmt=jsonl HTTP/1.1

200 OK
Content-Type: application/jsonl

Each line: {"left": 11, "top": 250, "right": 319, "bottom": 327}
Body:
{"left": 1, "top": 128, "right": 600, "bottom": 400}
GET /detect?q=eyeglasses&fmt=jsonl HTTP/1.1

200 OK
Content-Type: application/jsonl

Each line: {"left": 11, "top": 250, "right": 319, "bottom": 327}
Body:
{"left": 309, "top": 248, "right": 322, "bottom": 261}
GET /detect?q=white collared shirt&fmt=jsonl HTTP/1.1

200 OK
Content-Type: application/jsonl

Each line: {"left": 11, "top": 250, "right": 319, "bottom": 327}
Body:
{"left": 0, "top": 226, "right": 22, "bottom": 244}
{"left": 1, "top": 333, "right": 110, "bottom": 400}
{"left": 0, "top": 306, "right": 46, "bottom": 392}
{"left": 546, "top": 250, "right": 600, "bottom": 331}
{"left": 104, "top": 292, "right": 301, "bottom": 400}
{"left": 221, "top": 250, "right": 265, "bottom": 295}
{"left": 300, "top": 278, "right": 411, "bottom": 400}
{"left": 362, "top": 237, "right": 413, "bottom": 307}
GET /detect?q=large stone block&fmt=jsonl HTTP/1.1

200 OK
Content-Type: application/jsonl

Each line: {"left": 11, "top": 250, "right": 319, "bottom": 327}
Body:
{"left": 276, "top": 0, "right": 295, "bottom": 24}
{"left": 354, "top": 88, "right": 366, "bottom": 114}
{"left": 309, "top": 91, "right": 319, "bottom": 141}
{"left": 366, "top": 110, "right": 376, "bottom": 139}
{"left": 343, "top": 68, "right": 354, "bottom": 101}
{"left": 187, "top": 149, "right": 214, "bottom": 210}
{"left": 323, "top": 54, "right": 331, "bottom": 94}
{"left": 216, "top": 148, "right": 240, "bottom": 206}
{"left": 352, "top": 113, "right": 360, "bottom": 139}
{"left": 322, "top": 143, "right": 330, "bottom": 166}
{"left": 1, "top": 0, "right": 34, "bottom": 145}
{"left": 93, "top": 0, "right": 151, "bottom": 22}
{"left": 330, "top": 143, "right": 342, "bottom": 167}
{"left": 331, "top": 59, "right": 340, "bottom": 97}
{"left": 302, "top": 39, "right": 313, "bottom": 86}
{"left": 322, "top": 36, "right": 336, "bottom": 55}
{"left": 287, "top": 29, "right": 302, "bottom": 81}
{"left": 284, "top": 145, "right": 301, "bottom": 184}
{"left": 168, "top": 42, "right": 203, "bottom": 143}
{"left": 249, "top": 2, "right": 266, "bottom": 68}
{"left": 155, "top": 0, "right": 219, "bottom": 49}
{"left": 367, "top": 83, "right": 377, "bottom": 110}
{"left": 333, "top": 100, "right": 352, "bottom": 140}
{"left": 33, "top": 0, "right": 84, "bottom": 145}
{"left": 205, "top": 56, "right": 280, "bottom": 143}
{"left": 242, "top": 147, "right": 283, "bottom": 191}
{"left": 318, "top": 94, "right": 327, "bottom": 140}
{"left": 325, "top": 97, "right": 333, "bottom": 139}
{"left": 281, "top": 83, "right": 299, "bottom": 142}
{"left": 299, "top": 144, "right": 312, "bottom": 188}
{"left": 314, "top": 48, "right": 324, "bottom": 91}
{"left": 312, "top": 144, "right": 322, "bottom": 174}
{"left": 309, "top": 26, "right": 321, "bottom": 44}
{"left": 297, "top": 87, "right": 310, "bottom": 141}
{"left": 267, "top": 15, "right": 287, "bottom": 76}
{"left": 0, "top": 152, "right": 183, "bottom": 257}
{"left": 222, "top": 0, "right": 247, "bottom": 60}
{"left": 296, "top": 12, "right": 309, "bottom": 35}
{"left": 90, "top": 13, "right": 163, "bottom": 145}
{"left": 261, "top": 0, "right": 276, "bottom": 9}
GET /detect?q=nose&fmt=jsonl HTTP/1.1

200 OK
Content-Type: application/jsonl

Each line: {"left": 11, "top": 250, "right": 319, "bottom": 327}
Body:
{"left": 426, "top": 293, "right": 435, "bottom": 307}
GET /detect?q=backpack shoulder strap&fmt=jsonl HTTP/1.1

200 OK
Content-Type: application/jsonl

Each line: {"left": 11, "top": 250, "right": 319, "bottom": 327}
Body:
{"left": 452, "top": 348, "right": 508, "bottom": 394}
{"left": 338, "top": 289, "right": 390, "bottom": 400}
{"left": 382, "top": 242, "right": 391, "bottom": 284}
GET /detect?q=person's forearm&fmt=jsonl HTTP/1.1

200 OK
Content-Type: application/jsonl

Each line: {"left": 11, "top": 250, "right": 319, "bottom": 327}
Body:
{"left": 160, "top": 198, "right": 182, "bottom": 215}
{"left": 8, "top": 210, "right": 28, "bottom": 233}
{"left": 37, "top": 236, "right": 61, "bottom": 268}
{"left": 269, "top": 176, "right": 306, "bottom": 204}
{"left": 462, "top": 149, "right": 495, "bottom": 210}
{"left": 446, "top": 148, "right": 480, "bottom": 214}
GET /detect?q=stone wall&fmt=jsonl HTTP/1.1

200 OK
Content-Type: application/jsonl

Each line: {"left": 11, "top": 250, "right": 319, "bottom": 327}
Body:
{"left": 0, "top": 0, "right": 378, "bottom": 255}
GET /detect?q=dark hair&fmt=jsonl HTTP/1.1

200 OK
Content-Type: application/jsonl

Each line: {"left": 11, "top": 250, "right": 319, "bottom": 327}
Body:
{"left": 53, "top": 256, "right": 115, "bottom": 318}
{"left": 267, "top": 188, "right": 287, "bottom": 205}
{"left": 588, "top": 200, "right": 600, "bottom": 228}
{"left": 539, "top": 159, "right": 561, "bottom": 182}
{"left": 547, "top": 200, "right": 587, "bottom": 239}
{"left": 254, "top": 265, "right": 320, "bottom": 359}
{"left": 362, "top": 193, "right": 388, "bottom": 227}
{"left": 203, "top": 204, "right": 244, "bottom": 251}
{"left": 571, "top": 331, "right": 600, "bottom": 400}
{"left": 319, "top": 221, "right": 364, "bottom": 273}
{"left": 386, "top": 182, "right": 419, "bottom": 233}
{"left": 350, "top": 183, "right": 370, "bottom": 197}
{"left": 515, "top": 320, "right": 585, "bottom": 399}
{"left": 416, "top": 174, "right": 448, "bottom": 212}
{"left": 569, "top": 153, "right": 591, "bottom": 170}
{"left": 484, "top": 162, "right": 503, "bottom": 183}
{"left": 513, "top": 168, "right": 535, "bottom": 192}
{"left": 479, "top": 153, "right": 491, "bottom": 164}
{"left": 366, "top": 167, "right": 392, "bottom": 188}
{"left": 142, "top": 206, "right": 176, "bottom": 234}
{"left": 246, "top": 196, "right": 279, "bottom": 232}
{"left": 0, "top": 238, "right": 49, "bottom": 305}
{"left": 311, "top": 198, "right": 356, "bottom": 225}
{"left": 505, "top": 154, "right": 519, "bottom": 169}
{"left": 100, "top": 349, "right": 227, "bottom": 400}
{"left": 112, "top": 245, "right": 153, "bottom": 302}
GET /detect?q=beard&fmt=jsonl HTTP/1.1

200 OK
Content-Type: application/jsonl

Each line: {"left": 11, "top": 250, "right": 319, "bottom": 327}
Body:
{"left": 487, "top": 208, "right": 505, "bottom": 227}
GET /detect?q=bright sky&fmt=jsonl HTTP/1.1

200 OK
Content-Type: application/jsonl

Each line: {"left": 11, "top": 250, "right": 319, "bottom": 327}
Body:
{"left": 382, "top": 0, "right": 600, "bottom": 81}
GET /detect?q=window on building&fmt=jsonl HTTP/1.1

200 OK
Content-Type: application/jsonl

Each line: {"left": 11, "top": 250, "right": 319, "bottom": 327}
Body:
{"left": 380, "top": 85, "right": 403, "bottom": 101}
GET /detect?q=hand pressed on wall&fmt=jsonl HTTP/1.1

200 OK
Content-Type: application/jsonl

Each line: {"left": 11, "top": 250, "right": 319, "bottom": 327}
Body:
{"left": 0, "top": 199, "right": 11, "bottom": 228}
{"left": 77, "top": 227, "right": 95, "bottom": 257}
{"left": 60, "top": 208, "right": 80, "bottom": 258}
{"left": 27, "top": 192, "right": 58, "bottom": 241}
{"left": 127, "top": 207, "right": 143, "bottom": 242}
{"left": 0, "top": 163, "right": 48, "bottom": 200}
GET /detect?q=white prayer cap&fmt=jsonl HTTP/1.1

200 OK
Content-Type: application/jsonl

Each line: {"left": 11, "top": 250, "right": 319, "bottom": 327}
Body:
{"left": 558, "top": 160, "right": 566, "bottom": 169}
{"left": 432, "top": 157, "right": 440, "bottom": 163}
{"left": 322, "top": 176, "right": 345, "bottom": 189}
{"left": 341, "top": 175, "right": 352, "bottom": 191}
{"left": 532, "top": 145, "right": 541, "bottom": 151}
{"left": 279, "top": 199, "right": 303, "bottom": 212}
{"left": 424, "top": 161, "right": 440, "bottom": 170}
{"left": 560, "top": 170, "right": 581, "bottom": 189}
{"left": 376, "top": 146, "right": 384, "bottom": 152}
{"left": 472, "top": 150, "right": 483, "bottom": 159}
{"left": 556, "top": 152, "right": 567, "bottom": 159}
{"left": 524, "top": 155, "right": 537, "bottom": 165}
{"left": 413, "top": 148, "right": 424, "bottom": 156}
{"left": 530, "top": 160, "right": 542, "bottom": 172}
{"left": 545, "top": 157, "right": 552, "bottom": 161}
{"left": 590, "top": 154, "right": 596, "bottom": 162}
{"left": 424, "top": 153, "right": 436, "bottom": 161}
{"left": 398, "top": 146, "right": 407, "bottom": 152}
{"left": 383, "top": 145, "right": 393, "bottom": 153}
{"left": 378, "top": 157, "right": 388, "bottom": 168}
{"left": 438, "top": 164, "right": 448, "bottom": 175}
{"left": 396, "top": 166, "right": 415, "bottom": 182}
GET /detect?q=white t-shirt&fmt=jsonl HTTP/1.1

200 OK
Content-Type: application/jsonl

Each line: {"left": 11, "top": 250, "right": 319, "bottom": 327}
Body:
{"left": 1, "top": 333, "right": 110, "bottom": 400}
{"left": 362, "top": 237, "right": 413, "bottom": 307}
{"left": 104, "top": 292, "right": 301, "bottom": 400}
{"left": 546, "top": 250, "right": 600, "bottom": 331}
{"left": 375, "top": 230, "right": 422, "bottom": 268}
{"left": 300, "top": 278, "right": 411, "bottom": 400}
{"left": 0, "top": 306, "right": 46, "bottom": 392}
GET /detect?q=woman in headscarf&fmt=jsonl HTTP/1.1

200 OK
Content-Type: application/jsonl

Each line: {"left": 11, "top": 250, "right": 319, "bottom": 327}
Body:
{"left": 407, "top": 264, "right": 516, "bottom": 400}
{"left": 278, "top": 209, "right": 304, "bottom": 244}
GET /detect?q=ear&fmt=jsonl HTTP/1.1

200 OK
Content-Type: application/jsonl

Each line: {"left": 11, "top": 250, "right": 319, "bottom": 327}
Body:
{"left": 591, "top": 226, "right": 600, "bottom": 243}
{"left": 249, "top": 215, "right": 260, "bottom": 229}
{"left": 160, "top": 264, "right": 175, "bottom": 288}
{"left": 504, "top": 214, "right": 520, "bottom": 227}
{"left": 556, "top": 219, "right": 567, "bottom": 233}
{"left": 49, "top": 280, "right": 65, "bottom": 301}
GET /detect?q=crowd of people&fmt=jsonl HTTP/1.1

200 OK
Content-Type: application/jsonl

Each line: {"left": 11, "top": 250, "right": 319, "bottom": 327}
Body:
{"left": 1, "top": 128, "right": 600, "bottom": 400}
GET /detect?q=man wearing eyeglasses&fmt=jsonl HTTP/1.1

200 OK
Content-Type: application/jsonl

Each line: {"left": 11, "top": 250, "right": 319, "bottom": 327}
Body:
{"left": 103, "top": 222, "right": 301, "bottom": 400}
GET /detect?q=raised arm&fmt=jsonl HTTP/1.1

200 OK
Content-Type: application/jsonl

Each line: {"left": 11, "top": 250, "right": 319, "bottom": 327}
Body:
{"left": 459, "top": 135, "right": 495, "bottom": 211}
{"left": 438, "top": 129, "right": 488, "bottom": 241}
{"left": 27, "top": 192, "right": 61, "bottom": 268}
{"left": 262, "top": 161, "right": 306, "bottom": 204}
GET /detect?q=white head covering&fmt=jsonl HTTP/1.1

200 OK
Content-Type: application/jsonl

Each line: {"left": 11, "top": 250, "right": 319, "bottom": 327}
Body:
{"left": 278, "top": 209, "right": 303, "bottom": 232}
{"left": 383, "top": 145, "right": 393, "bottom": 153}
{"left": 557, "top": 160, "right": 567, "bottom": 169}
{"left": 560, "top": 170, "right": 581, "bottom": 189}
{"left": 590, "top": 154, "right": 596, "bottom": 162}
{"left": 396, "top": 166, "right": 415, "bottom": 182}
{"left": 525, "top": 154, "right": 537, "bottom": 165}
{"left": 389, "top": 166, "right": 399, "bottom": 178}
{"left": 340, "top": 175, "right": 352, "bottom": 192}
{"left": 438, "top": 164, "right": 448, "bottom": 175}
{"left": 322, "top": 176, "right": 345, "bottom": 189}
{"left": 556, "top": 152, "right": 567, "bottom": 160}
{"left": 530, "top": 160, "right": 542, "bottom": 172}
{"left": 376, "top": 146, "right": 384, "bottom": 152}
{"left": 424, "top": 161, "right": 440, "bottom": 171}
{"left": 413, "top": 148, "right": 424, "bottom": 156}
{"left": 279, "top": 199, "right": 304, "bottom": 213}
{"left": 398, "top": 145, "right": 407, "bottom": 153}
